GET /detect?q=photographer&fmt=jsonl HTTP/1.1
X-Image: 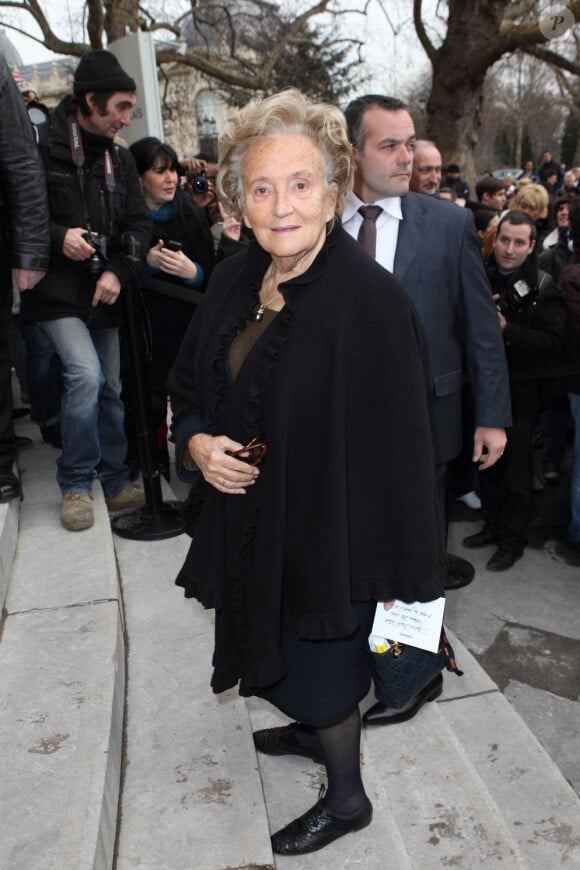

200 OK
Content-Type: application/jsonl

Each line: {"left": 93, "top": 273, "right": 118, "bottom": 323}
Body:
{"left": 464, "top": 211, "right": 567, "bottom": 570}
{"left": 20, "top": 50, "right": 151, "bottom": 531}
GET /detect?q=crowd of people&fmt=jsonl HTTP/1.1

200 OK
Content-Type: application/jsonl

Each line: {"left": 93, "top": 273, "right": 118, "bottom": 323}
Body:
{"left": 409, "top": 137, "right": 580, "bottom": 570}
{"left": 1, "top": 47, "right": 579, "bottom": 857}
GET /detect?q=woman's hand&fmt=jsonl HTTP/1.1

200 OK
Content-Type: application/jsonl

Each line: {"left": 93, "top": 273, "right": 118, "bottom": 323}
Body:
{"left": 146, "top": 240, "right": 164, "bottom": 270}
{"left": 147, "top": 240, "right": 198, "bottom": 281}
{"left": 188, "top": 433, "right": 260, "bottom": 494}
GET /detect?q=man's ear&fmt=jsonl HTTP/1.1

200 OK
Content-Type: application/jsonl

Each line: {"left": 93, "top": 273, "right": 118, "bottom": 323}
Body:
{"left": 529, "top": 239, "right": 536, "bottom": 255}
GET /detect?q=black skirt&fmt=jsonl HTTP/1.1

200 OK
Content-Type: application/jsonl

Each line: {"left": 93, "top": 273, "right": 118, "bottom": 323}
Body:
{"left": 257, "top": 601, "right": 375, "bottom": 727}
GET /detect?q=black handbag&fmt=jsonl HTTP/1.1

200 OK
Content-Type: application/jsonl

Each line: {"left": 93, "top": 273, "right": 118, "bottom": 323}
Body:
{"left": 370, "top": 628, "right": 462, "bottom": 709}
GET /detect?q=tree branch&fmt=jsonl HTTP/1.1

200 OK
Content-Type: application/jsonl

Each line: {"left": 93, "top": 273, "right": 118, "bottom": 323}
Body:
{"left": 413, "top": 0, "right": 437, "bottom": 63}
{"left": 257, "top": 0, "right": 333, "bottom": 83}
{"left": 156, "top": 48, "right": 260, "bottom": 89}
{"left": 522, "top": 43, "right": 580, "bottom": 77}
{"left": 503, "top": 0, "right": 538, "bottom": 23}
{"left": 498, "top": 0, "right": 580, "bottom": 54}
{"left": 0, "top": 0, "right": 88, "bottom": 56}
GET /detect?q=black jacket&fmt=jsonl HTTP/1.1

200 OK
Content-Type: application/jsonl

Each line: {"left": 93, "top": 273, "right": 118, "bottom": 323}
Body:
{"left": 168, "top": 224, "right": 444, "bottom": 696}
{"left": 538, "top": 237, "right": 572, "bottom": 283}
{"left": 559, "top": 262, "right": 580, "bottom": 395}
{"left": 0, "top": 53, "right": 49, "bottom": 292}
{"left": 20, "top": 96, "right": 151, "bottom": 328}
{"left": 486, "top": 254, "right": 567, "bottom": 383}
{"left": 141, "top": 189, "right": 215, "bottom": 357}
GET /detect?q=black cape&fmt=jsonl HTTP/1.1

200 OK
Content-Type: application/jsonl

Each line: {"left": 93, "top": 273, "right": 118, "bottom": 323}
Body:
{"left": 169, "top": 224, "right": 444, "bottom": 696}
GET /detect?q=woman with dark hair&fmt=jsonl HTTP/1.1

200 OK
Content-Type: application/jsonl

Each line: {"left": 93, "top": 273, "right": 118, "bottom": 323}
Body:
{"left": 473, "top": 208, "right": 500, "bottom": 258}
{"left": 129, "top": 137, "right": 215, "bottom": 473}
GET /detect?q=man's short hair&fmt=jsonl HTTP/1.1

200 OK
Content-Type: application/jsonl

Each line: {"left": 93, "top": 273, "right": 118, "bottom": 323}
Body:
{"left": 475, "top": 176, "right": 504, "bottom": 201}
{"left": 344, "top": 95, "right": 407, "bottom": 150}
{"left": 497, "top": 209, "right": 537, "bottom": 242}
{"left": 446, "top": 163, "right": 461, "bottom": 174}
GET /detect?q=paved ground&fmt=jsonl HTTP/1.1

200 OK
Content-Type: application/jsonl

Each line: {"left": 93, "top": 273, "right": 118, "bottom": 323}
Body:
{"left": 446, "top": 441, "right": 580, "bottom": 795}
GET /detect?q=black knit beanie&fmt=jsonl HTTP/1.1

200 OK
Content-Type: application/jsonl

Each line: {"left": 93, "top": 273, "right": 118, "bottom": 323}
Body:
{"left": 73, "top": 50, "right": 136, "bottom": 95}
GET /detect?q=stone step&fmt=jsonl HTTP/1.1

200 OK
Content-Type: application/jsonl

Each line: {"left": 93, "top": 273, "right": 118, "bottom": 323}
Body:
{"left": 248, "top": 640, "right": 580, "bottom": 868}
{"left": 2, "top": 422, "right": 579, "bottom": 869}
{"left": 113, "top": 527, "right": 273, "bottom": 870}
{"left": 0, "top": 422, "right": 124, "bottom": 870}
{"left": 0, "top": 489, "right": 19, "bottom": 612}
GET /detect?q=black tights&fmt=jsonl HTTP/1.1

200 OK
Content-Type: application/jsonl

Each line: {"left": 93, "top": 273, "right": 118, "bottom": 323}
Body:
{"left": 315, "top": 707, "right": 367, "bottom": 817}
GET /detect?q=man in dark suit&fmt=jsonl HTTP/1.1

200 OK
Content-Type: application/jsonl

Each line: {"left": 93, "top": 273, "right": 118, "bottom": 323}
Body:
{"left": 341, "top": 95, "right": 512, "bottom": 723}
{"left": 251, "top": 96, "right": 512, "bottom": 762}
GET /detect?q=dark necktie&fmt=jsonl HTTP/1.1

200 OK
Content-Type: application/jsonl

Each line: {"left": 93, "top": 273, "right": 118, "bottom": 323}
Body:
{"left": 357, "top": 205, "right": 383, "bottom": 258}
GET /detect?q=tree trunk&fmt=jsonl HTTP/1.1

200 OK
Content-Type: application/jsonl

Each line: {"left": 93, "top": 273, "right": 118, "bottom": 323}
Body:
{"left": 424, "top": 0, "right": 510, "bottom": 190}
{"left": 103, "top": 0, "right": 140, "bottom": 43}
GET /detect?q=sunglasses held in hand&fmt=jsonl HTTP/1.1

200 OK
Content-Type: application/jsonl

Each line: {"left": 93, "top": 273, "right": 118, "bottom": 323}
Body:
{"left": 226, "top": 436, "right": 267, "bottom": 466}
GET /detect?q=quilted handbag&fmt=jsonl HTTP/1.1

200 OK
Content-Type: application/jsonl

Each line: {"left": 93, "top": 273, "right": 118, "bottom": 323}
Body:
{"left": 370, "top": 629, "right": 462, "bottom": 709}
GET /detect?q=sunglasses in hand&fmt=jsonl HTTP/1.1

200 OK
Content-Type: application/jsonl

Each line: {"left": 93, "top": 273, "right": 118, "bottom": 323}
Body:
{"left": 226, "top": 436, "right": 267, "bottom": 466}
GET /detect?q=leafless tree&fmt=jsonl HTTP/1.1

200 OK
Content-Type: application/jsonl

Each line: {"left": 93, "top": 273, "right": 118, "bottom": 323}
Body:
{"left": 413, "top": 0, "right": 580, "bottom": 185}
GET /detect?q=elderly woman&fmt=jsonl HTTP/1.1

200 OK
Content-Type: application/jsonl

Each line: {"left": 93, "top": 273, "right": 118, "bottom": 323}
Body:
{"left": 169, "top": 89, "right": 443, "bottom": 856}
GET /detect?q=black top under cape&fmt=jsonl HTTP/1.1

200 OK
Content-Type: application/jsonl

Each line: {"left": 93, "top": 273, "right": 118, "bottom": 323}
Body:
{"left": 168, "top": 223, "right": 445, "bottom": 697}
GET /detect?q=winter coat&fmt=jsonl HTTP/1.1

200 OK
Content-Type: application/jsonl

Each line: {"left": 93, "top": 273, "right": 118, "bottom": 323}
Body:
{"left": 20, "top": 96, "right": 151, "bottom": 329}
{"left": 486, "top": 254, "right": 568, "bottom": 398}
{"left": 140, "top": 189, "right": 215, "bottom": 358}
{"left": 0, "top": 53, "right": 49, "bottom": 293}
{"left": 168, "top": 224, "right": 444, "bottom": 697}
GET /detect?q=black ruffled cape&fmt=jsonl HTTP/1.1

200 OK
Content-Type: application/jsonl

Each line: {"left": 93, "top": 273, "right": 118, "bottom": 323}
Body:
{"left": 168, "top": 224, "right": 444, "bottom": 696}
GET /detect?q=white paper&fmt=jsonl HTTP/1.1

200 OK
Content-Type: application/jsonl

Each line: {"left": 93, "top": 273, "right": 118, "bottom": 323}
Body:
{"left": 370, "top": 597, "right": 446, "bottom": 653}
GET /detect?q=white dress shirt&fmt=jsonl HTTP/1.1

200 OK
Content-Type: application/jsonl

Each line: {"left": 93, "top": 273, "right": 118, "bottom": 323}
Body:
{"left": 342, "top": 190, "right": 403, "bottom": 273}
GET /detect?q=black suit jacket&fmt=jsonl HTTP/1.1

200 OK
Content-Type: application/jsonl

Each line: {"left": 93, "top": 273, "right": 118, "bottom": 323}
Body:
{"left": 393, "top": 193, "right": 511, "bottom": 464}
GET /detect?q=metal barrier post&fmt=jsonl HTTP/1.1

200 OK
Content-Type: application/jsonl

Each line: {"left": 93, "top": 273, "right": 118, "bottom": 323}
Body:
{"left": 111, "top": 278, "right": 185, "bottom": 540}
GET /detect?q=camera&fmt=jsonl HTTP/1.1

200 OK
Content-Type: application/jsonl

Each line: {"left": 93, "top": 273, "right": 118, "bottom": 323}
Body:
{"left": 82, "top": 231, "right": 109, "bottom": 278}
{"left": 190, "top": 170, "right": 208, "bottom": 194}
{"left": 496, "top": 279, "right": 532, "bottom": 316}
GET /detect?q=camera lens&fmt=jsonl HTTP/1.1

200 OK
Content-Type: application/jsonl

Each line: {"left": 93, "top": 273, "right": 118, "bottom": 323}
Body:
{"left": 193, "top": 173, "right": 208, "bottom": 194}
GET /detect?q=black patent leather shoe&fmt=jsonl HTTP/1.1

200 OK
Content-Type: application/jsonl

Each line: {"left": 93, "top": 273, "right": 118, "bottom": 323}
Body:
{"left": 0, "top": 472, "right": 21, "bottom": 503}
{"left": 486, "top": 546, "right": 523, "bottom": 572}
{"left": 253, "top": 722, "right": 324, "bottom": 764}
{"left": 271, "top": 796, "right": 373, "bottom": 855}
{"left": 362, "top": 672, "right": 443, "bottom": 726}
{"left": 463, "top": 527, "right": 497, "bottom": 549}
{"left": 444, "top": 553, "right": 475, "bottom": 590}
